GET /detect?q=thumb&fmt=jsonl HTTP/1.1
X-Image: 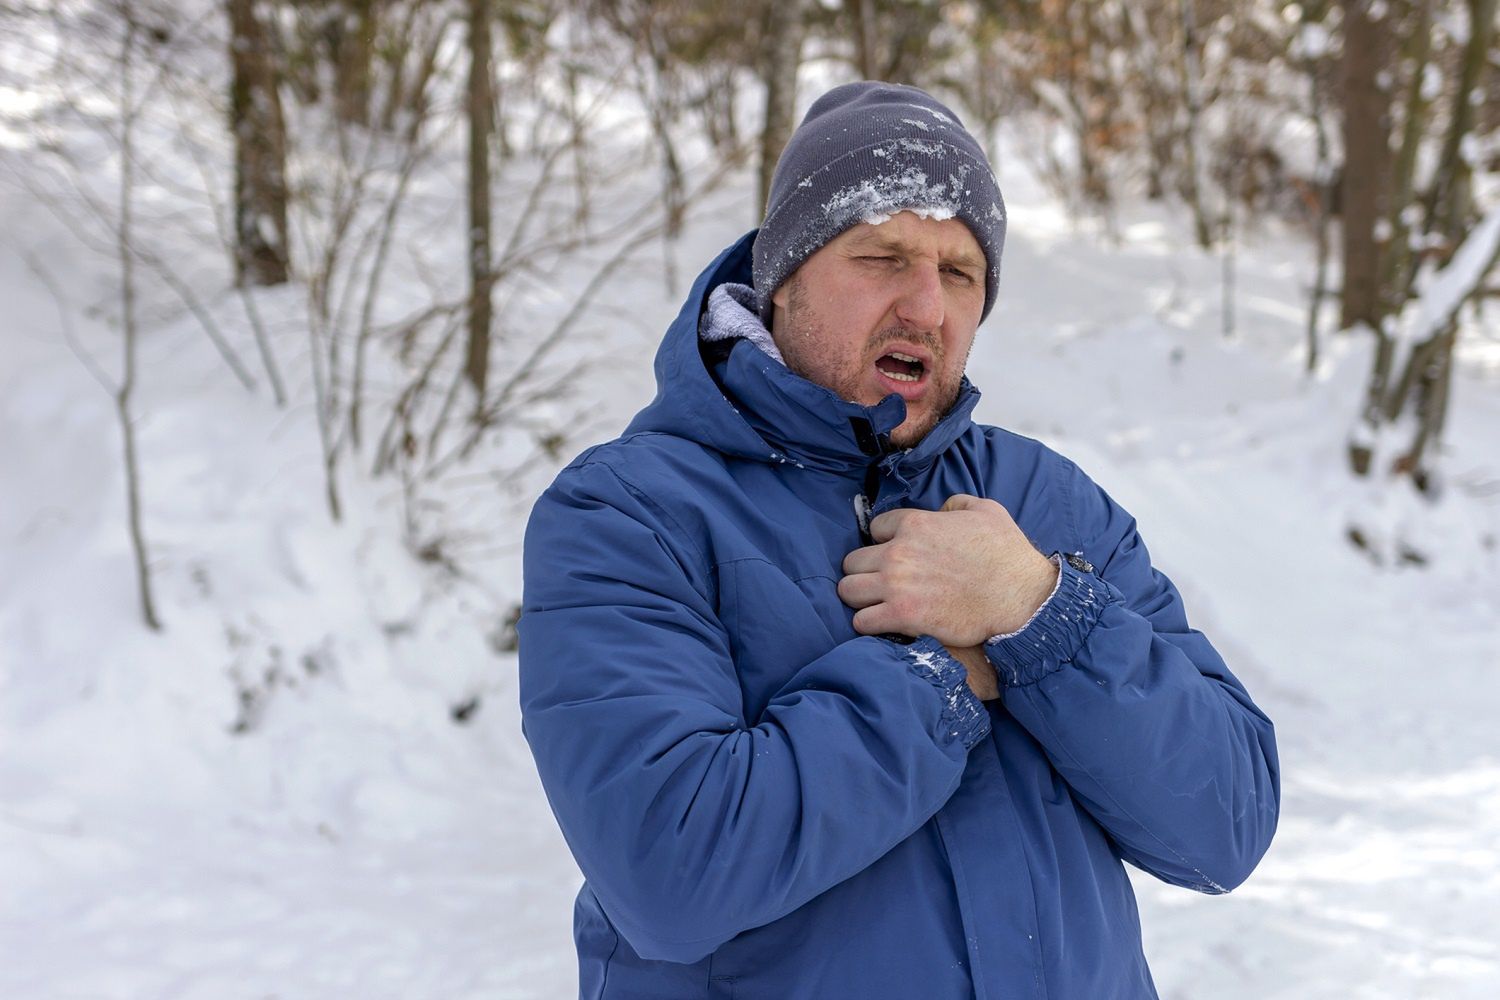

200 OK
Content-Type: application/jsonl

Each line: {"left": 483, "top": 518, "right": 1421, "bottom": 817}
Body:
{"left": 940, "top": 493, "right": 982, "bottom": 513}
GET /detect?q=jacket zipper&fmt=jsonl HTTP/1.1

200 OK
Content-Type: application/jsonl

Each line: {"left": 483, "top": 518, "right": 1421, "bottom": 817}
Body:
{"left": 848, "top": 417, "right": 913, "bottom": 644}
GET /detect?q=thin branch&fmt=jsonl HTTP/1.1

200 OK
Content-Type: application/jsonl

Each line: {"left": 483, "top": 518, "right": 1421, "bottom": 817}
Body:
{"left": 348, "top": 98, "right": 458, "bottom": 451}
{"left": 22, "top": 250, "right": 115, "bottom": 392}
{"left": 424, "top": 149, "right": 746, "bottom": 477}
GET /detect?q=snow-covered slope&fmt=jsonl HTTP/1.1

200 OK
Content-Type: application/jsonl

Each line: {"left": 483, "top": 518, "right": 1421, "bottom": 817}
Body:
{"left": 3, "top": 106, "right": 1499, "bottom": 1000}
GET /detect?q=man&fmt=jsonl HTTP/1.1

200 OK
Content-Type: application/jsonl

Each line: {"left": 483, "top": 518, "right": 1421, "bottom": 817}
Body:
{"left": 519, "top": 82, "right": 1279, "bottom": 999}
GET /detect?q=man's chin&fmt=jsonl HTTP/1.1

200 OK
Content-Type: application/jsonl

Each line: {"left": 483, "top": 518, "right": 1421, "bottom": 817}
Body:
{"left": 887, "top": 389, "right": 964, "bottom": 448}
{"left": 889, "top": 415, "right": 938, "bottom": 450}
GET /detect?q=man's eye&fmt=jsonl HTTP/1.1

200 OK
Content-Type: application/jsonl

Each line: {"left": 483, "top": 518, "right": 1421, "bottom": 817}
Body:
{"left": 943, "top": 267, "right": 976, "bottom": 283}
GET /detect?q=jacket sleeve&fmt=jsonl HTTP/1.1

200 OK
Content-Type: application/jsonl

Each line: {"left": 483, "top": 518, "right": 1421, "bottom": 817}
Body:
{"left": 984, "top": 458, "right": 1280, "bottom": 893}
{"left": 518, "top": 459, "right": 991, "bottom": 963}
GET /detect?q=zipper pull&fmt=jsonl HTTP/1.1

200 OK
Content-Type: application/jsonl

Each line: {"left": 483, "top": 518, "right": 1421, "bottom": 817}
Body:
{"left": 853, "top": 492, "right": 872, "bottom": 544}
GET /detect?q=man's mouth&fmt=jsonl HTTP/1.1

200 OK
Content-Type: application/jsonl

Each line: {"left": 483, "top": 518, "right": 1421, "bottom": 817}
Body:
{"left": 875, "top": 352, "right": 926, "bottom": 383}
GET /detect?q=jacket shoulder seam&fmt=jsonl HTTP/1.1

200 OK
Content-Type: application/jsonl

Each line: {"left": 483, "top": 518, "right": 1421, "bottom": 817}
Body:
{"left": 573, "top": 459, "right": 714, "bottom": 577}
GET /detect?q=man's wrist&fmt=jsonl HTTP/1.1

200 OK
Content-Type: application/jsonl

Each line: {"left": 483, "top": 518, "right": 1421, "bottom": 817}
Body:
{"left": 987, "top": 553, "right": 1063, "bottom": 641}
{"left": 984, "top": 555, "right": 1119, "bottom": 686}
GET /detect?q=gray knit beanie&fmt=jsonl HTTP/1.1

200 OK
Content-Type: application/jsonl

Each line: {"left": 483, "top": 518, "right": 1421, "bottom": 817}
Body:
{"left": 753, "top": 81, "right": 1006, "bottom": 322}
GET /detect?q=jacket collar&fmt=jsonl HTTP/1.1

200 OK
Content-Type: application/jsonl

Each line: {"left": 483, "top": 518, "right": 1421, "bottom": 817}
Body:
{"left": 624, "top": 230, "right": 981, "bottom": 476}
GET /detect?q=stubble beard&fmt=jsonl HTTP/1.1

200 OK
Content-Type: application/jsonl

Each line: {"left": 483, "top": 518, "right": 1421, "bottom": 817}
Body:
{"left": 777, "top": 275, "right": 968, "bottom": 450}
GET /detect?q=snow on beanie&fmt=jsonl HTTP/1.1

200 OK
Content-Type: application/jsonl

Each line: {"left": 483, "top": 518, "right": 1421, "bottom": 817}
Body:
{"left": 752, "top": 81, "right": 1007, "bottom": 322}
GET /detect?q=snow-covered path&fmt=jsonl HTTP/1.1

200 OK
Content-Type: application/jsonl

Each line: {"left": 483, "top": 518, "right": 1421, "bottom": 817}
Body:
{"left": 3, "top": 156, "right": 1499, "bottom": 999}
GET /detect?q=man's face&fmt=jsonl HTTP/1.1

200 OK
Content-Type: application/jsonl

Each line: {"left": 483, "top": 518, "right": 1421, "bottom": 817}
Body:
{"left": 769, "top": 212, "right": 987, "bottom": 450}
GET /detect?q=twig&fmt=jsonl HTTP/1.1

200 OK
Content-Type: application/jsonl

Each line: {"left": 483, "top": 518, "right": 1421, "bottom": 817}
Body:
{"left": 348, "top": 93, "right": 457, "bottom": 451}
{"left": 424, "top": 149, "right": 745, "bottom": 477}
{"left": 22, "top": 251, "right": 114, "bottom": 392}
{"left": 116, "top": 7, "right": 161, "bottom": 631}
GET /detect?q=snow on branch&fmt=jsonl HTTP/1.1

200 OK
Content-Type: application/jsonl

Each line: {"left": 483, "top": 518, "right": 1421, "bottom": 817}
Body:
{"left": 1409, "top": 204, "right": 1500, "bottom": 344}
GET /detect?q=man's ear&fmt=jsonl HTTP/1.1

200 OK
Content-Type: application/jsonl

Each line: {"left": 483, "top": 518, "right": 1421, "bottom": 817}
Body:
{"left": 768, "top": 283, "right": 790, "bottom": 341}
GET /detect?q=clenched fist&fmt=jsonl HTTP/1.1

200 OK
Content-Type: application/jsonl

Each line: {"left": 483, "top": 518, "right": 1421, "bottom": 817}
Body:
{"left": 838, "top": 494, "right": 1058, "bottom": 648}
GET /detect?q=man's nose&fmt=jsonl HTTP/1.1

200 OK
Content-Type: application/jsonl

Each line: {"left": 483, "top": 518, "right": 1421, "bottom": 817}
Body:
{"left": 892, "top": 265, "right": 945, "bottom": 332}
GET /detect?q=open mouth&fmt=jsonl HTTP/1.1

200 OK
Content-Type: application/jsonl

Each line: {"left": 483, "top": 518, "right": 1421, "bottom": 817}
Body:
{"left": 875, "top": 352, "right": 926, "bottom": 383}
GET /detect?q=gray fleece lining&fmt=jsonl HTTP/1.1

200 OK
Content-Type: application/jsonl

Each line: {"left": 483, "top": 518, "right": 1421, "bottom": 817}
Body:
{"left": 699, "top": 282, "right": 785, "bottom": 365}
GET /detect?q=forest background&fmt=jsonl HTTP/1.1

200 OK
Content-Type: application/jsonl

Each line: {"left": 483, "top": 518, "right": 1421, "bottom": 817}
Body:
{"left": 2, "top": 1, "right": 1498, "bottom": 996}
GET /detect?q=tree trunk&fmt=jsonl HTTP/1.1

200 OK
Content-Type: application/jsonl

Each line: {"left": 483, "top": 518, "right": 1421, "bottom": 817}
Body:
{"left": 1423, "top": 0, "right": 1496, "bottom": 244}
{"left": 1341, "top": 0, "right": 1397, "bottom": 476}
{"left": 1380, "top": 0, "right": 1433, "bottom": 309}
{"left": 973, "top": 13, "right": 1005, "bottom": 169}
{"left": 756, "top": 0, "right": 804, "bottom": 219}
{"left": 227, "top": 0, "right": 291, "bottom": 287}
{"left": 334, "top": 0, "right": 377, "bottom": 127}
{"left": 379, "top": 1, "right": 417, "bottom": 132}
{"left": 117, "top": 8, "right": 162, "bottom": 631}
{"left": 1339, "top": 0, "right": 1394, "bottom": 333}
{"left": 1179, "top": 0, "right": 1213, "bottom": 248}
{"left": 465, "top": 0, "right": 494, "bottom": 401}
{"left": 852, "top": 0, "right": 877, "bottom": 80}
{"left": 1390, "top": 0, "right": 1499, "bottom": 487}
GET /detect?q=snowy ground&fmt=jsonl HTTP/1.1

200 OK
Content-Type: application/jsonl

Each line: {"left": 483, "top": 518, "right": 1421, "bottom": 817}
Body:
{"left": 3, "top": 112, "right": 1500, "bottom": 999}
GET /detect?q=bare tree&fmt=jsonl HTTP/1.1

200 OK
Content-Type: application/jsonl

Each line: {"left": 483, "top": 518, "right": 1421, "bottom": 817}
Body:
{"left": 1342, "top": 0, "right": 1498, "bottom": 489}
{"left": 227, "top": 0, "right": 291, "bottom": 286}
{"left": 1292, "top": 8, "right": 1338, "bottom": 375}
{"left": 1338, "top": 0, "right": 1395, "bottom": 337}
{"left": 755, "top": 0, "right": 804, "bottom": 218}
{"left": 114, "top": 2, "right": 163, "bottom": 630}
{"left": 1377, "top": 0, "right": 1499, "bottom": 487}
{"left": 335, "top": 0, "right": 379, "bottom": 127}
{"left": 843, "top": 0, "right": 947, "bottom": 85}
{"left": 1178, "top": 0, "right": 1214, "bottom": 248}
{"left": 465, "top": 0, "right": 495, "bottom": 400}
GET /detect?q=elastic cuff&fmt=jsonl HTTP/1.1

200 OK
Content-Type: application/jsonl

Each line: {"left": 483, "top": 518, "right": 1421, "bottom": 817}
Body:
{"left": 984, "top": 558, "right": 1118, "bottom": 687}
{"left": 901, "top": 635, "right": 992, "bottom": 749}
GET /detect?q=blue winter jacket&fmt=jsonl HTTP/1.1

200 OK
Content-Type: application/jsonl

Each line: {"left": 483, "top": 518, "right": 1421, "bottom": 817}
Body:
{"left": 519, "top": 232, "right": 1279, "bottom": 999}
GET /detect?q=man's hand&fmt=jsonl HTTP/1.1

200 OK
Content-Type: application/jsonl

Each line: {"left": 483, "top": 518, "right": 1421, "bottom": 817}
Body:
{"left": 838, "top": 494, "right": 1058, "bottom": 647}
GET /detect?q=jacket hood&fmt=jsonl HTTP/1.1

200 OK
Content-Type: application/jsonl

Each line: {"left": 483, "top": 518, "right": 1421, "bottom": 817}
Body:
{"left": 623, "top": 230, "right": 981, "bottom": 476}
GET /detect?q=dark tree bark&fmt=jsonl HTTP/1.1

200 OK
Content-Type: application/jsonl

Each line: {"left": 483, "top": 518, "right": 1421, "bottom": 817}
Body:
{"left": 227, "top": 0, "right": 291, "bottom": 287}
{"left": 465, "top": 0, "right": 495, "bottom": 400}
{"left": 852, "top": 0, "right": 877, "bottom": 80}
{"left": 1340, "top": 0, "right": 1397, "bottom": 476}
{"left": 333, "top": 0, "right": 378, "bottom": 127}
{"left": 1338, "top": 0, "right": 1394, "bottom": 334}
{"left": 1380, "top": 0, "right": 1434, "bottom": 308}
{"left": 756, "top": 0, "right": 804, "bottom": 219}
